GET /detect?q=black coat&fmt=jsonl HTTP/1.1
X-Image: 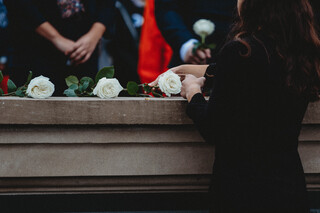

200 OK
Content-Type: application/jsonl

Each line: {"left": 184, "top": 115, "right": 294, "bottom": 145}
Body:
{"left": 4, "top": 0, "right": 116, "bottom": 95}
{"left": 155, "top": 0, "right": 237, "bottom": 66}
{"left": 4, "top": 0, "right": 115, "bottom": 42}
{"left": 187, "top": 34, "right": 309, "bottom": 212}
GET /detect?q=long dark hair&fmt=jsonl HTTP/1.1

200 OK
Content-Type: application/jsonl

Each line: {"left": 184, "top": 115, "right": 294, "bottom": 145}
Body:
{"left": 229, "top": 0, "right": 320, "bottom": 101}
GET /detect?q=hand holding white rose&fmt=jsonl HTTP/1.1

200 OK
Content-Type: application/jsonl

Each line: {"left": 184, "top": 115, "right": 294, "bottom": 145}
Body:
{"left": 184, "top": 19, "right": 215, "bottom": 65}
{"left": 184, "top": 47, "right": 211, "bottom": 65}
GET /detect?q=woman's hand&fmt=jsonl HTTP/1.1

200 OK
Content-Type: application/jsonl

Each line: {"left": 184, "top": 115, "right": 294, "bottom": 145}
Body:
{"left": 52, "top": 36, "right": 77, "bottom": 55}
{"left": 67, "top": 32, "right": 99, "bottom": 65}
{"left": 67, "top": 22, "right": 106, "bottom": 65}
{"left": 148, "top": 64, "right": 209, "bottom": 87}
{"left": 181, "top": 75, "right": 205, "bottom": 102}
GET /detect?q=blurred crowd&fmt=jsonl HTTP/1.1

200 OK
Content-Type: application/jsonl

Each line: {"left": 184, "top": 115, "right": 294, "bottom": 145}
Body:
{"left": 0, "top": 0, "right": 319, "bottom": 95}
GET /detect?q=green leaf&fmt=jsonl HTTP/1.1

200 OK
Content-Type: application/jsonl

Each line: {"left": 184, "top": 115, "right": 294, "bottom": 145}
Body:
{"left": 0, "top": 71, "right": 3, "bottom": 84}
{"left": 26, "top": 71, "right": 33, "bottom": 85}
{"left": 192, "top": 42, "right": 202, "bottom": 54}
{"left": 15, "top": 89, "right": 25, "bottom": 97}
{"left": 127, "top": 81, "right": 139, "bottom": 96}
{"left": 69, "top": 84, "right": 78, "bottom": 90}
{"left": 95, "top": 66, "right": 115, "bottom": 83}
{"left": 63, "top": 88, "right": 78, "bottom": 97}
{"left": 78, "top": 85, "right": 83, "bottom": 93}
{"left": 65, "top": 76, "right": 79, "bottom": 87}
{"left": 207, "top": 43, "right": 217, "bottom": 49}
{"left": 0, "top": 88, "right": 3, "bottom": 96}
{"left": 143, "top": 84, "right": 152, "bottom": 93}
{"left": 75, "top": 89, "right": 82, "bottom": 95}
{"left": 80, "top": 77, "right": 94, "bottom": 89}
{"left": 7, "top": 79, "right": 17, "bottom": 93}
{"left": 82, "top": 80, "right": 90, "bottom": 91}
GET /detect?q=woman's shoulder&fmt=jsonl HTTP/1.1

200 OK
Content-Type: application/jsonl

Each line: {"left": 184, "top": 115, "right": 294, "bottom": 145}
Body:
{"left": 220, "top": 34, "right": 274, "bottom": 65}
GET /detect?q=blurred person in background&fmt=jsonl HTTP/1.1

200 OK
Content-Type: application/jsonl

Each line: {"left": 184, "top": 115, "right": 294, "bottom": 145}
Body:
{"left": 155, "top": 0, "right": 237, "bottom": 66}
{"left": 137, "top": 0, "right": 172, "bottom": 84}
{"left": 0, "top": 0, "right": 9, "bottom": 93}
{"left": 4, "top": 0, "right": 115, "bottom": 95}
{"left": 106, "top": 0, "right": 145, "bottom": 86}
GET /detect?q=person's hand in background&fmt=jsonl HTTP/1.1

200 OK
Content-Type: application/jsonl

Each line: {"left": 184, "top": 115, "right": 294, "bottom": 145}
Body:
{"left": 67, "top": 22, "right": 106, "bottom": 65}
{"left": 184, "top": 46, "right": 211, "bottom": 64}
{"left": 52, "top": 35, "right": 77, "bottom": 55}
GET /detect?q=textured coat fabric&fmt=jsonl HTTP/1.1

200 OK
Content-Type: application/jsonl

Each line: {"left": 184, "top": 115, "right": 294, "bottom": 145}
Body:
{"left": 4, "top": 0, "right": 115, "bottom": 95}
{"left": 187, "top": 34, "right": 309, "bottom": 212}
{"left": 155, "top": 0, "right": 237, "bottom": 66}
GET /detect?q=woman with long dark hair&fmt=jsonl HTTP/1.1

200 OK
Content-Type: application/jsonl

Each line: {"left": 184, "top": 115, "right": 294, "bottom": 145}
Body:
{"left": 151, "top": 0, "right": 320, "bottom": 212}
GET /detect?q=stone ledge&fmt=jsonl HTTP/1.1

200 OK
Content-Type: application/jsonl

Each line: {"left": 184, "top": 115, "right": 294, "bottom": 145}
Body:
{"left": 0, "top": 97, "right": 319, "bottom": 195}
{"left": 0, "top": 97, "right": 192, "bottom": 125}
{"left": 0, "top": 97, "right": 319, "bottom": 125}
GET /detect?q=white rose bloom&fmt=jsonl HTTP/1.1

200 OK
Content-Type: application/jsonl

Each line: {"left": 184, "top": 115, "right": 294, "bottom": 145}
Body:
{"left": 93, "top": 78, "right": 123, "bottom": 99}
{"left": 193, "top": 19, "right": 215, "bottom": 37}
{"left": 26, "top": 76, "right": 55, "bottom": 99}
{"left": 158, "top": 70, "right": 182, "bottom": 97}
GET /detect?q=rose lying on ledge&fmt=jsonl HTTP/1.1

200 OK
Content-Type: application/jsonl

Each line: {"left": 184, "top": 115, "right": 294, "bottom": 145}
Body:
{"left": 64, "top": 66, "right": 182, "bottom": 98}
{"left": 158, "top": 70, "right": 182, "bottom": 97}
{"left": 0, "top": 70, "right": 55, "bottom": 98}
{"left": 93, "top": 78, "right": 123, "bottom": 99}
{"left": 0, "top": 66, "right": 183, "bottom": 99}
{"left": 26, "top": 76, "right": 55, "bottom": 99}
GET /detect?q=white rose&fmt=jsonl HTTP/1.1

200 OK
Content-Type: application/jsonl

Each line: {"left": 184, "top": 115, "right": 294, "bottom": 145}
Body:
{"left": 26, "top": 76, "right": 55, "bottom": 99}
{"left": 193, "top": 19, "right": 215, "bottom": 37}
{"left": 93, "top": 78, "right": 123, "bottom": 99}
{"left": 158, "top": 70, "right": 182, "bottom": 97}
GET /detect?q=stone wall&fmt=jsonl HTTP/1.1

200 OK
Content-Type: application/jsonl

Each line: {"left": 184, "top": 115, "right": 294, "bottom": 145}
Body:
{"left": 0, "top": 97, "right": 319, "bottom": 194}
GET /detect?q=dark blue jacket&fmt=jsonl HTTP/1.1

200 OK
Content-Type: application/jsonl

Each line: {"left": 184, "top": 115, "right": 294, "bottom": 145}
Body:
{"left": 155, "top": 0, "right": 237, "bottom": 66}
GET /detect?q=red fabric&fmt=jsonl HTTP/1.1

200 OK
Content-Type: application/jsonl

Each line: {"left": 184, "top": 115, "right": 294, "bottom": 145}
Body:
{"left": 0, "top": 75, "right": 9, "bottom": 94}
{"left": 138, "top": 0, "right": 173, "bottom": 84}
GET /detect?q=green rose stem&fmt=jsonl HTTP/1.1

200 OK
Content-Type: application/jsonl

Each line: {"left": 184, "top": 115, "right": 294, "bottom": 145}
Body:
{"left": 2, "top": 85, "right": 27, "bottom": 96}
{"left": 201, "top": 34, "right": 206, "bottom": 45}
{"left": 2, "top": 92, "right": 16, "bottom": 96}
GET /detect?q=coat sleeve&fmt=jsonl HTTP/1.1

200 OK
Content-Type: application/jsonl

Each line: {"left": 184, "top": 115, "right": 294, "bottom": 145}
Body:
{"left": 154, "top": 0, "right": 194, "bottom": 54}
{"left": 93, "top": 0, "right": 116, "bottom": 38}
{"left": 4, "top": 0, "right": 46, "bottom": 30}
{"left": 186, "top": 41, "right": 248, "bottom": 143}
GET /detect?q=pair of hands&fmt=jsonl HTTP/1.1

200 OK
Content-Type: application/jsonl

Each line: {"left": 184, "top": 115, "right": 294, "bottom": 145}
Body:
{"left": 149, "top": 65, "right": 207, "bottom": 102}
{"left": 53, "top": 32, "right": 99, "bottom": 66}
